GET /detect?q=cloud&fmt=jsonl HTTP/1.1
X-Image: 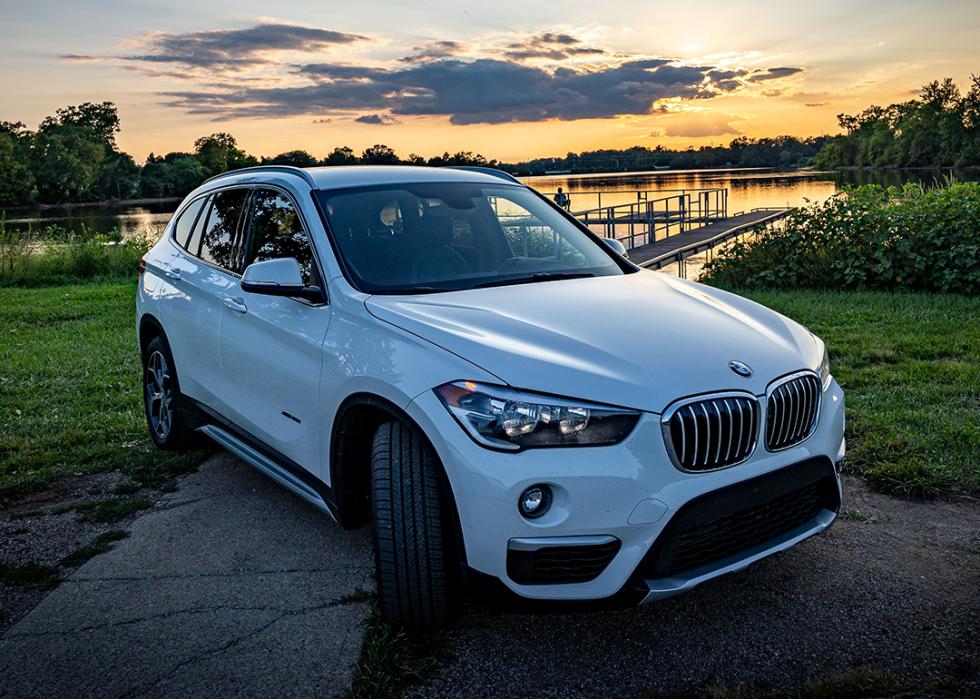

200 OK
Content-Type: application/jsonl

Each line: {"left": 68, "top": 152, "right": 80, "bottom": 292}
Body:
{"left": 64, "top": 22, "right": 366, "bottom": 71}
{"left": 501, "top": 32, "right": 606, "bottom": 61}
{"left": 747, "top": 66, "right": 804, "bottom": 82}
{"left": 656, "top": 113, "right": 744, "bottom": 138}
{"left": 401, "top": 40, "right": 468, "bottom": 63}
{"left": 68, "top": 23, "right": 807, "bottom": 125}
{"left": 164, "top": 57, "right": 733, "bottom": 124}
{"left": 355, "top": 113, "right": 399, "bottom": 124}
{"left": 804, "top": 102, "right": 828, "bottom": 107}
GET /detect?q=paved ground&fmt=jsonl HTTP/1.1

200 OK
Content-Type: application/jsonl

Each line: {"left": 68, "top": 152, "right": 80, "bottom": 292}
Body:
{"left": 0, "top": 454, "right": 374, "bottom": 698}
{"left": 3, "top": 459, "right": 978, "bottom": 698}
{"left": 409, "top": 477, "right": 980, "bottom": 697}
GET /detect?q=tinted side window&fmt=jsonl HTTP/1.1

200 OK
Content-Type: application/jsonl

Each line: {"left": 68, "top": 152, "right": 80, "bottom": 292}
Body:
{"left": 185, "top": 195, "right": 209, "bottom": 256}
{"left": 173, "top": 197, "right": 206, "bottom": 249}
{"left": 249, "top": 189, "right": 316, "bottom": 286}
{"left": 199, "top": 189, "right": 250, "bottom": 273}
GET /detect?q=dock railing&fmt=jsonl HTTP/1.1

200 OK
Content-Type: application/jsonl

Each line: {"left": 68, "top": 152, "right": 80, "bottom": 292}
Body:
{"left": 566, "top": 188, "right": 728, "bottom": 248}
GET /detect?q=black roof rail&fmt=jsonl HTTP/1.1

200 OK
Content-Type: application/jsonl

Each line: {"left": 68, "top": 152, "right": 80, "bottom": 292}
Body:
{"left": 445, "top": 166, "right": 523, "bottom": 184}
{"left": 203, "top": 165, "right": 318, "bottom": 187}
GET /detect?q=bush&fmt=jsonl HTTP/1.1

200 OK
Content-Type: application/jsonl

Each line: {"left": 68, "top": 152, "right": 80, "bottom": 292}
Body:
{"left": 0, "top": 221, "right": 154, "bottom": 286}
{"left": 701, "top": 182, "right": 980, "bottom": 294}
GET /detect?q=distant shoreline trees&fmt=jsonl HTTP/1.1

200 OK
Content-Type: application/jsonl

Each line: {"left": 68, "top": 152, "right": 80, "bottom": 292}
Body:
{"left": 815, "top": 76, "right": 980, "bottom": 169}
{"left": 0, "top": 76, "right": 976, "bottom": 208}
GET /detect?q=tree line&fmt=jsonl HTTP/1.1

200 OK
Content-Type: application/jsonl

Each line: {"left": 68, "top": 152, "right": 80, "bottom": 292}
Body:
{"left": 505, "top": 135, "right": 835, "bottom": 176}
{"left": 1, "top": 76, "right": 976, "bottom": 207}
{"left": 0, "top": 103, "right": 498, "bottom": 207}
{"left": 815, "top": 76, "right": 980, "bottom": 169}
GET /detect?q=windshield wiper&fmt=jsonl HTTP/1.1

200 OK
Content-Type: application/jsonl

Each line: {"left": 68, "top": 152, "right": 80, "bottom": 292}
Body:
{"left": 473, "top": 272, "right": 595, "bottom": 289}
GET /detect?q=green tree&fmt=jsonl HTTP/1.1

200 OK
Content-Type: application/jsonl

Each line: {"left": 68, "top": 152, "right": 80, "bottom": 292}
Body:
{"left": 193, "top": 133, "right": 257, "bottom": 176}
{"left": 0, "top": 122, "right": 35, "bottom": 206}
{"left": 262, "top": 150, "right": 318, "bottom": 168}
{"left": 41, "top": 102, "right": 121, "bottom": 147}
{"left": 139, "top": 152, "right": 207, "bottom": 198}
{"left": 31, "top": 123, "right": 106, "bottom": 203}
{"left": 360, "top": 144, "right": 399, "bottom": 164}
{"left": 322, "top": 146, "right": 358, "bottom": 165}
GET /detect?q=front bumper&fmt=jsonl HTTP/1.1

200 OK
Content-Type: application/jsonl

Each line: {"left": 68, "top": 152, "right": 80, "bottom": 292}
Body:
{"left": 406, "top": 378, "right": 846, "bottom": 602}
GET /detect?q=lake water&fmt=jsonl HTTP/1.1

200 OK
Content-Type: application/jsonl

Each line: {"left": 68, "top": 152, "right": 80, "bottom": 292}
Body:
{"left": 3, "top": 167, "right": 972, "bottom": 274}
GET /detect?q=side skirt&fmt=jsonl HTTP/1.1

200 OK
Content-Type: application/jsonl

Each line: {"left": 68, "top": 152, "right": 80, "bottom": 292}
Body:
{"left": 180, "top": 397, "right": 339, "bottom": 521}
{"left": 197, "top": 424, "right": 336, "bottom": 520}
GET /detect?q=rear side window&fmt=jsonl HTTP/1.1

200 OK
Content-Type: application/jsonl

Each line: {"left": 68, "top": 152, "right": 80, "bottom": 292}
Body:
{"left": 248, "top": 189, "right": 316, "bottom": 286}
{"left": 172, "top": 197, "right": 206, "bottom": 249}
{"left": 197, "top": 189, "right": 250, "bottom": 273}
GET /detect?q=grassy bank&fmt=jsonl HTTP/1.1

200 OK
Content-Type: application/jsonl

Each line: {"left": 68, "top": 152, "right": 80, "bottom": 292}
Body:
{"left": 0, "top": 222, "right": 153, "bottom": 287}
{"left": 0, "top": 282, "right": 203, "bottom": 498}
{"left": 1, "top": 281, "right": 976, "bottom": 498}
{"left": 743, "top": 289, "right": 979, "bottom": 495}
{"left": 702, "top": 182, "right": 980, "bottom": 294}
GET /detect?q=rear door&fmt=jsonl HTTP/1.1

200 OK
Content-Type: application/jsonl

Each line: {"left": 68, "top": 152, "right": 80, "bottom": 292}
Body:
{"left": 218, "top": 187, "right": 330, "bottom": 472}
{"left": 165, "top": 187, "right": 250, "bottom": 411}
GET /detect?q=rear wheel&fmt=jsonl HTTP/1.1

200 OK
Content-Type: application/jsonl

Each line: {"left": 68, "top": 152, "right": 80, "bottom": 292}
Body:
{"left": 142, "top": 336, "right": 194, "bottom": 450}
{"left": 371, "top": 420, "right": 456, "bottom": 629}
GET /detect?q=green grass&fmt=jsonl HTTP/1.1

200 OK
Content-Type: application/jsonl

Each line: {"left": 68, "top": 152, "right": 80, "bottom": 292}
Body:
{"left": 0, "top": 282, "right": 205, "bottom": 498}
{"left": 347, "top": 608, "right": 448, "bottom": 699}
{"left": 0, "top": 222, "right": 154, "bottom": 287}
{"left": 0, "top": 562, "right": 61, "bottom": 589}
{"left": 52, "top": 497, "right": 153, "bottom": 523}
{"left": 60, "top": 530, "right": 129, "bottom": 567}
{"left": 742, "top": 289, "right": 979, "bottom": 496}
{"left": 1, "top": 283, "right": 976, "bottom": 499}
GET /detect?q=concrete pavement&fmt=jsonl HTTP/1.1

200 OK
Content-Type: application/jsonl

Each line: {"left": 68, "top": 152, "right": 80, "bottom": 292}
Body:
{"left": 0, "top": 454, "right": 374, "bottom": 698}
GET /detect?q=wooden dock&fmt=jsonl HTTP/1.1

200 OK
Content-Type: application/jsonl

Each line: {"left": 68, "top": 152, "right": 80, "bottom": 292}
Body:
{"left": 555, "top": 187, "right": 792, "bottom": 274}
{"left": 626, "top": 208, "right": 792, "bottom": 269}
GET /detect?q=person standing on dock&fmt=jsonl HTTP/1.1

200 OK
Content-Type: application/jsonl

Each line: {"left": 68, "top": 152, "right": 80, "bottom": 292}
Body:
{"left": 554, "top": 187, "right": 570, "bottom": 210}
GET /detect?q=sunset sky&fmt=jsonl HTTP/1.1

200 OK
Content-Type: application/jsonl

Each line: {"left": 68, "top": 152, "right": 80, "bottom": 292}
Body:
{"left": 1, "top": 0, "right": 977, "bottom": 162}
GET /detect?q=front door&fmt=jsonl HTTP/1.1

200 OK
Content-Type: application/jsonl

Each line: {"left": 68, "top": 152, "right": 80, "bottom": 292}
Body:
{"left": 218, "top": 187, "right": 330, "bottom": 474}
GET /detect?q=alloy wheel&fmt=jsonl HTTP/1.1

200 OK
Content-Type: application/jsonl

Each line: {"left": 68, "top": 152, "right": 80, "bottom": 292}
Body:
{"left": 145, "top": 350, "right": 174, "bottom": 440}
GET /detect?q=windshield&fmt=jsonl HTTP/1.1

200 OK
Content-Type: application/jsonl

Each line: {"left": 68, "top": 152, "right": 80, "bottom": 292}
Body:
{"left": 315, "top": 182, "right": 627, "bottom": 294}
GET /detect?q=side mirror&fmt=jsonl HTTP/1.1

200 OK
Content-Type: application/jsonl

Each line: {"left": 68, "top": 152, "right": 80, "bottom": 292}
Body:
{"left": 602, "top": 237, "right": 629, "bottom": 259}
{"left": 241, "top": 258, "right": 323, "bottom": 302}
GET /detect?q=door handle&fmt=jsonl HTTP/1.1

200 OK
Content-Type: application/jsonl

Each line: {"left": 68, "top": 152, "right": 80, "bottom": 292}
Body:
{"left": 164, "top": 266, "right": 181, "bottom": 280}
{"left": 223, "top": 297, "right": 247, "bottom": 314}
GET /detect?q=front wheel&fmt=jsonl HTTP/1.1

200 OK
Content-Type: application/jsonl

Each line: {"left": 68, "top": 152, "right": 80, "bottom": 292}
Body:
{"left": 371, "top": 420, "right": 456, "bottom": 629}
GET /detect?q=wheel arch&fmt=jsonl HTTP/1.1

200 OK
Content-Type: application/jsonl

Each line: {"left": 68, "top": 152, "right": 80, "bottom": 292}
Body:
{"left": 329, "top": 393, "right": 465, "bottom": 563}
{"left": 138, "top": 313, "right": 166, "bottom": 356}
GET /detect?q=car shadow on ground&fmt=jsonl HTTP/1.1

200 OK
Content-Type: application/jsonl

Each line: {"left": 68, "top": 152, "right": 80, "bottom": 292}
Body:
{"left": 409, "top": 476, "right": 980, "bottom": 697}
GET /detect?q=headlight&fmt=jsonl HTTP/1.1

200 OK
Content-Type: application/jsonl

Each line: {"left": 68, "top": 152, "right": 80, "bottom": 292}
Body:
{"left": 434, "top": 381, "right": 640, "bottom": 451}
{"left": 818, "top": 345, "right": 831, "bottom": 389}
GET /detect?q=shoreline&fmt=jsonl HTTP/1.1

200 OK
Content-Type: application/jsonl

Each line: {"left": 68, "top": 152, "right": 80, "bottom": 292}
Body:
{"left": 2, "top": 196, "right": 182, "bottom": 214}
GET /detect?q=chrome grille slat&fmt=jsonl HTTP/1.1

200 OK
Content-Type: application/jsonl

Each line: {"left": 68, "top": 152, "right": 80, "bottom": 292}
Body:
{"left": 711, "top": 401, "right": 725, "bottom": 463}
{"left": 699, "top": 404, "right": 710, "bottom": 467}
{"left": 663, "top": 393, "right": 759, "bottom": 472}
{"left": 689, "top": 405, "right": 698, "bottom": 467}
{"left": 766, "top": 373, "right": 821, "bottom": 451}
{"left": 723, "top": 399, "right": 734, "bottom": 463}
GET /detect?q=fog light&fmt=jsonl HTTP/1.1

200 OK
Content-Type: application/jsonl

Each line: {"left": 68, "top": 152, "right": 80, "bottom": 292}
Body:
{"left": 518, "top": 484, "right": 552, "bottom": 519}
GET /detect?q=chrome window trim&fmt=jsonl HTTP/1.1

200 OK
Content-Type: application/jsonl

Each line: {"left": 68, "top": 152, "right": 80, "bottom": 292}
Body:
{"left": 660, "top": 390, "right": 760, "bottom": 473}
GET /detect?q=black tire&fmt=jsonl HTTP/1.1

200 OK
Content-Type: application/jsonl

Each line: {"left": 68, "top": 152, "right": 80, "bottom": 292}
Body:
{"left": 371, "top": 420, "right": 456, "bottom": 630}
{"left": 142, "top": 335, "right": 195, "bottom": 451}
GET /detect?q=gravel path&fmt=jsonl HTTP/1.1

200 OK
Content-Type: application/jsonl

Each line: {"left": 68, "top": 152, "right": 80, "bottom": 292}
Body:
{"left": 409, "top": 476, "right": 980, "bottom": 697}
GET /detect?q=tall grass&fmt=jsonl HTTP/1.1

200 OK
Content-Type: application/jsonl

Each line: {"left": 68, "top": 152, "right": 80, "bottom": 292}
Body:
{"left": 0, "top": 219, "right": 155, "bottom": 286}
{"left": 701, "top": 182, "right": 980, "bottom": 294}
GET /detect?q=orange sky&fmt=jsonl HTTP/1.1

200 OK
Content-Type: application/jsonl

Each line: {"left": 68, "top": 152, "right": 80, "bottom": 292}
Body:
{"left": 1, "top": 0, "right": 977, "bottom": 162}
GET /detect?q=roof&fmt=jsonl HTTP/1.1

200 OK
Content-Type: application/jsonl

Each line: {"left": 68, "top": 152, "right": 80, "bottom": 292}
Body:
{"left": 204, "top": 164, "right": 522, "bottom": 191}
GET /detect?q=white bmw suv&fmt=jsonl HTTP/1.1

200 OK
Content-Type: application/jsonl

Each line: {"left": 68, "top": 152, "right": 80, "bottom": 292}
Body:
{"left": 137, "top": 165, "right": 845, "bottom": 629}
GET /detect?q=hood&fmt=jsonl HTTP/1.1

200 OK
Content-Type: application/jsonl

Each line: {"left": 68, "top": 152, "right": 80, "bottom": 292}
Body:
{"left": 365, "top": 272, "right": 820, "bottom": 413}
